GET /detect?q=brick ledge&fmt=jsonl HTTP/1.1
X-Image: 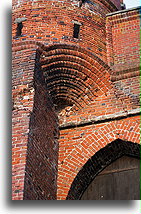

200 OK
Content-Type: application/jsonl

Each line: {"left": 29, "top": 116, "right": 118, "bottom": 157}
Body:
{"left": 59, "top": 108, "right": 140, "bottom": 129}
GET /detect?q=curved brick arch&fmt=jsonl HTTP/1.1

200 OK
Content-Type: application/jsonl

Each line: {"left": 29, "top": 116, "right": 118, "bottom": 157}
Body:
{"left": 12, "top": 41, "right": 113, "bottom": 111}
{"left": 45, "top": 67, "right": 95, "bottom": 97}
{"left": 66, "top": 139, "right": 140, "bottom": 200}
{"left": 12, "top": 0, "right": 140, "bottom": 202}
{"left": 40, "top": 43, "right": 113, "bottom": 110}
{"left": 80, "top": 119, "right": 140, "bottom": 150}
{"left": 57, "top": 118, "right": 140, "bottom": 200}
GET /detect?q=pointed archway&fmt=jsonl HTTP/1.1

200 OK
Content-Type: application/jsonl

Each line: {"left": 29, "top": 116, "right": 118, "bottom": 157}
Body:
{"left": 66, "top": 139, "right": 140, "bottom": 200}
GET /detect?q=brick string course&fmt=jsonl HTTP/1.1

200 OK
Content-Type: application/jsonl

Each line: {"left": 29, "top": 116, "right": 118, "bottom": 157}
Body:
{"left": 12, "top": 0, "right": 140, "bottom": 200}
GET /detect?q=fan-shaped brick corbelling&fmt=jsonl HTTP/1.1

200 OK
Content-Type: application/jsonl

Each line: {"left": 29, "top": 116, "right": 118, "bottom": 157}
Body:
{"left": 12, "top": 41, "right": 113, "bottom": 112}
{"left": 12, "top": 0, "right": 140, "bottom": 201}
{"left": 39, "top": 43, "right": 113, "bottom": 111}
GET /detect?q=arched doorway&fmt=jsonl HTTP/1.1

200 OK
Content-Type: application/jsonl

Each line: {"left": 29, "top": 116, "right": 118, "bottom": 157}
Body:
{"left": 81, "top": 155, "right": 140, "bottom": 200}
{"left": 66, "top": 139, "right": 140, "bottom": 200}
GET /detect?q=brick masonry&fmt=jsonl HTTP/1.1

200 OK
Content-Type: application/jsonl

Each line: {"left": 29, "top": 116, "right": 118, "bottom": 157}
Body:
{"left": 66, "top": 139, "right": 140, "bottom": 200}
{"left": 12, "top": 46, "right": 59, "bottom": 200}
{"left": 12, "top": 0, "right": 140, "bottom": 200}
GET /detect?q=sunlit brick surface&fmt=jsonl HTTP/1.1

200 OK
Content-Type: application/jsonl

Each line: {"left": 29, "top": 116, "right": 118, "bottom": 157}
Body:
{"left": 12, "top": 0, "right": 140, "bottom": 200}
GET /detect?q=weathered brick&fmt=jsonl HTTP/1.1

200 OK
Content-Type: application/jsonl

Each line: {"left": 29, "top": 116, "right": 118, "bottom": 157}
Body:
{"left": 12, "top": 0, "right": 140, "bottom": 200}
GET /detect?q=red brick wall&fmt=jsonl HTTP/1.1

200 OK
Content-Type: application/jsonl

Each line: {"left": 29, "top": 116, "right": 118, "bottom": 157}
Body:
{"left": 57, "top": 116, "right": 140, "bottom": 200}
{"left": 56, "top": 6, "right": 140, "bottom": 200}
{"left": 12, "top": 47, "right": 35, "bottom": 200}
{"left": 67, "top": 138, "right": 140, "bottom": 200}
{"left": 12, "top": 0, "right": 140, "bottom": 200}
{"left": 12, "top": 0, "right": 120, "bottom": 65}
{"left": 23, "top": 76, "right": 59, "bottom": 200}
{"left": 106, "top": 7, "right": 140, "bottom": 118}
{"left": 106, "top": 8, "right": 140, "bottom": 70}
{"left": 12, "top": 44, "right": 59, "bottom": 200}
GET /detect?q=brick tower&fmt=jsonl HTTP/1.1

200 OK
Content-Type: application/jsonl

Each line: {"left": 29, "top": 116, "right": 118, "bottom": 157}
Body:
{"left": 12, "top": 0, "right": 140, "bottom": 200}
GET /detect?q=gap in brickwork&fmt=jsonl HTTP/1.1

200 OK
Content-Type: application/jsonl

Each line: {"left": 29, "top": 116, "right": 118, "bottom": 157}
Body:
{"left": 16, "top": 22, "right": 23, "bottom": 37}
{"left": 78, "top": 0, "right": 85, "bottom": 8}
{"left": 73, "top": 23, "right": 80, "bottom": 39}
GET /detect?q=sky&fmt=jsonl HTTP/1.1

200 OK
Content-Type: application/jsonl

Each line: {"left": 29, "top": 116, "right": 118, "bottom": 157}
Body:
{"left": 124, "top": 0, "right": 140, "bottom": 8}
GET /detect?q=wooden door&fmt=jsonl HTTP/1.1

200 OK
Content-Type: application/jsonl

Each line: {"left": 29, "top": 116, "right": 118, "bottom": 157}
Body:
{"left": 81, "top": 156, "right": 140, "bottom": 200}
